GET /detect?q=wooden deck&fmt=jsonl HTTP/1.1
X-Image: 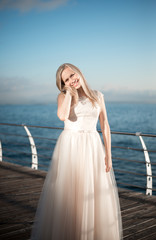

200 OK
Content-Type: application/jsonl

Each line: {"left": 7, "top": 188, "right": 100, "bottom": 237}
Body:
{"left": 0, "top": 161, "right": 156, "bottom": 240}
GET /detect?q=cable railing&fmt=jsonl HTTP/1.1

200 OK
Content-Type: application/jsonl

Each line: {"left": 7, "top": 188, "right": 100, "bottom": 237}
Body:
{"left": 0, "top": 122, "right": 156, "bottom": 196}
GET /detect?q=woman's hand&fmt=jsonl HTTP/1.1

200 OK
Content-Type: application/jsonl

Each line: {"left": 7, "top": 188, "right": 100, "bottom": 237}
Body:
{"left": 105, "top": 156, "right": 112, "bottom": 172}
{"left": 63, "top": 85, "right": 78, "bottom": 104}
{"left": 64, "top": 85, "right": 77, "bottom": 97}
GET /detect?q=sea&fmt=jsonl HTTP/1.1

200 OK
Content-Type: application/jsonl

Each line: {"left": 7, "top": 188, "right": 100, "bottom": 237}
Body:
{"left": 0, "top": 102, "right": 156, "bottom": 195}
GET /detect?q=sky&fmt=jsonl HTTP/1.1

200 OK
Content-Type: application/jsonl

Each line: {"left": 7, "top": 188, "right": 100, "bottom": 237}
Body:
{"left": 0, "top": 0, "right": 156, "bottom": 104}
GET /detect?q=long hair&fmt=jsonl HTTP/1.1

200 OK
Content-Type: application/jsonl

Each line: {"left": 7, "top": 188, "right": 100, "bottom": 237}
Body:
{"left": 56, "top": 63, "right": 99, "bottom": 105}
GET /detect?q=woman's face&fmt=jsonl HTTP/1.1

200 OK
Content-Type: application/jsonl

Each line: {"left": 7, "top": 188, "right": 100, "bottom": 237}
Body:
{"left": 61, "top": 67, "right": 81, "bottom": 89}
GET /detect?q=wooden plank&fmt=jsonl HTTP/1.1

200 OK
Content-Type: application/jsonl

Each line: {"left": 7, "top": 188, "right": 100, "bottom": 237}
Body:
{"left": 124, "top": 224, "right": 156, "bottom": 240}
{"left": 0, "top": 161, "right": 156, "bottom": 240}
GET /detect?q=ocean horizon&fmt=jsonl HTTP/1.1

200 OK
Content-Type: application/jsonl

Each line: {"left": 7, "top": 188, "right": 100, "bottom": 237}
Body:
{"left": 0, "top": 102, "right": 156, "bottom": 195}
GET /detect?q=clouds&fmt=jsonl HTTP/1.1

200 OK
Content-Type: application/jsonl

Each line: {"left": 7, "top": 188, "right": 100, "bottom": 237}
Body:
{"left": 0, "top": 75, "right": 156, "bottom": 105}
{"left": 0, "top": 76, "right": 57, "bottom": 104}
{"left": 101, "top": 83, "right": 156, "bottom": 103}
{"left": 103, "top": 88, "right": 156, "bottom": 104}
{"left": 0, "top": 0, "right": 70, "bottom": 12}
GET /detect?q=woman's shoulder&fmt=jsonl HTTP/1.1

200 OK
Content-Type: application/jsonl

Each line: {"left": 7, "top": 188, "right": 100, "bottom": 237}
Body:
{"left": 93, "top": 90, "right": 104, "bottom": 99}
{"left": 58, "top": 92, "right": 65, "bottom": 97}
{"left": 57, "top": 92, "right": 65, "bottom": 101}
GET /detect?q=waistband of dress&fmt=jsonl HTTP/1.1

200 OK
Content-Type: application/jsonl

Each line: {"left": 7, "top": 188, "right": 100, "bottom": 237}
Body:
{"left": 64, "top": 128, "right": 97, "bottom": 133}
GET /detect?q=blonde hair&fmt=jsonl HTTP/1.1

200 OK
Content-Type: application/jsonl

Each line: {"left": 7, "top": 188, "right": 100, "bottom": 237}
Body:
{"left": 56, "top": 63, "right": 99, "bottom": 106}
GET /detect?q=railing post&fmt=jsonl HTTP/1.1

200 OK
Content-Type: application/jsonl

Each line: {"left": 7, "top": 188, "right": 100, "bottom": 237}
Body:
{"left": 0, "top": 141, "right": 2, "bottom": 161}
{"left": 23, "top": 125, "right": 38, "bottom": 170}
{"left": 136, "top": 132, "right": 152, "bottom": 195}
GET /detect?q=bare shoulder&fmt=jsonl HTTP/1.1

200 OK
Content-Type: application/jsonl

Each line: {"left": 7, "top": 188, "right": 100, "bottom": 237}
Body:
{"left": 93, "top": 90, "right": 104, "bottom": 99}
{"left": 57, "top": 92, "right": 65, "bottom": 102}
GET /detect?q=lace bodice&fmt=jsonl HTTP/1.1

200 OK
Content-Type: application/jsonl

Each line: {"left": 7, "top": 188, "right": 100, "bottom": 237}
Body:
{"left": 64, "top": 92, "right": 102, "bottom": 132}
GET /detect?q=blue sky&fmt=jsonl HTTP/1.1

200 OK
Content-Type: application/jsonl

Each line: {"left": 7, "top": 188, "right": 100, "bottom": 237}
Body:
{"left": 0, "top": 0, "right": 156, "bottom": 104}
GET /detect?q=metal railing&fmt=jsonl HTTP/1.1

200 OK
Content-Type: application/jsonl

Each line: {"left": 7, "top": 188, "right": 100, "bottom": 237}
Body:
{"left": 0, "top": 122, "right": 156, "bottom": 196}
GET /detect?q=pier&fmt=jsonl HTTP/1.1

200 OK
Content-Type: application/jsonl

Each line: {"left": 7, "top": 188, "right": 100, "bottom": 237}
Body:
{"left": 0, "top": 161, "right": 156, "bottom": 240}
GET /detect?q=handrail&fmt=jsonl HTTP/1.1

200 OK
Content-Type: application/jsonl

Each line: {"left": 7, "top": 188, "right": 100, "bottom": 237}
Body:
{"left": 111, "top": 130, "right": 156, "bottom": 138}
{"left": 116, "top": 181, "right": 156, "bottom": 191}
{"left": 0, "top": 141, "right": 2, "bottom": 161}
{"left": 0, "top": 122, "right": 156, "bottom": 196}
{"left": 0, "top": 122, "right": 156, "bottom": 137}
{"left": 0, "top": 139, "right": 54, "bottom": 151}
{"left": 0, "top": 131, "right": 57, "bottom": 141}
{"left": 2, "top": 156, "right": 48, "bottom": 169}
{"left": 112, "top": 145, "right": 156, "bottom": 153}
{"left": 114, "top": 168, "right": 155, "bottom": 178}
{"left": 2, "top": 147, "right": 50, "bottom": 159}
{"left": 112, "top": 157, "right": 156, "bottom": 166}
{"left": 0, "top": 122, "right": 63, "bottom": 130}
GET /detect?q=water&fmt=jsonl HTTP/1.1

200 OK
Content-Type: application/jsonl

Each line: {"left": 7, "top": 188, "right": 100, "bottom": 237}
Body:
{"left": 0, "top": 102, "right": 156, "bottom": 194}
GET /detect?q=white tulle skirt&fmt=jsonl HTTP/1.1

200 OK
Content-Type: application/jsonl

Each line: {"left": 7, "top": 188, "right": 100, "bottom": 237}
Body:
{"left": 31, "top": 130, "right": 122, "bottom": 240}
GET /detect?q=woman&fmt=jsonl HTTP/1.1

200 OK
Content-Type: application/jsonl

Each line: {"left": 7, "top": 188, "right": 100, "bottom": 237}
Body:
{"left": 31, "top": 63, "right": 123, "bottom": 240}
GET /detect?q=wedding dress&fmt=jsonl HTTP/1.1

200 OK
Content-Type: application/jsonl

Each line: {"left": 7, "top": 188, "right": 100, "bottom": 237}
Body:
{"left": 31, "top": 91, "right": 122, "bottom": 240}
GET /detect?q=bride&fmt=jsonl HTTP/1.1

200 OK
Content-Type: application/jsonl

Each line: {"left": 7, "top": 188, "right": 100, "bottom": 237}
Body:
{"left": 31, "top": 63, "right": 123, "bottom": 240}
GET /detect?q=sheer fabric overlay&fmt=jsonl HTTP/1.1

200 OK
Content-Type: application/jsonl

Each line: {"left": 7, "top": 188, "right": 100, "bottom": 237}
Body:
{"left": 31, "top": 91, "right": 123, "bottom": 240}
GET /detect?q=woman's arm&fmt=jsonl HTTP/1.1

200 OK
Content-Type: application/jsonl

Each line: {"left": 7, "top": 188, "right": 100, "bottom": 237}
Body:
{"left": 99, "top": 92, "right": 112, "bottom": 172}
{"left": 57, "top": 90, "right": 72, "bottom": 121}
{"left": 57, "top": 85, "right": 78, "bottom": 121}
